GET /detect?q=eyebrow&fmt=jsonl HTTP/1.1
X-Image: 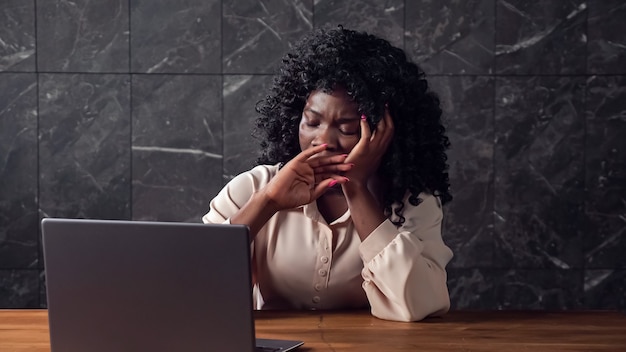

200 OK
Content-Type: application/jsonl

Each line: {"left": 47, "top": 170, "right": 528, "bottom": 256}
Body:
{"left": 303, "top": 108, "right": 322, "bottom": 116}
{"left": 303, "top": 108, "right": 360, "bottom": 122}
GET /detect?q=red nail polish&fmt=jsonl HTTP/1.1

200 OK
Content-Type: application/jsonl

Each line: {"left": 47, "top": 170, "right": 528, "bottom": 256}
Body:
{"left": 329, "top": 180, "right": 338, "bottom": 187}
{"left": 361, "top": 114, "right": 366, "bottom": 120}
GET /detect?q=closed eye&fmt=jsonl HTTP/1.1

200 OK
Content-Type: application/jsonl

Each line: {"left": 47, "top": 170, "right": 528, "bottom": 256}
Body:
{"left": 339, "top": 128, "right": 358, "bottom": 135}
{"left": 306, "top": 121, "right": 320, "bottom": 127}
{"left": 339, "top": 121, "right": 359, "bottom": 135}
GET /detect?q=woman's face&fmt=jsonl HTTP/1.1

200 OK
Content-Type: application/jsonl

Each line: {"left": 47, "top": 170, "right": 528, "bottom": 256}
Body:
{"left": 298, "top": 88, "right": 361, "bottom": 155}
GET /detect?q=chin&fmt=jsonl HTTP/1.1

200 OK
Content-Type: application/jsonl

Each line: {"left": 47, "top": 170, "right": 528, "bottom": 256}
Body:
{"left": 327, "top": 184, "right": 344, "bottom": 194}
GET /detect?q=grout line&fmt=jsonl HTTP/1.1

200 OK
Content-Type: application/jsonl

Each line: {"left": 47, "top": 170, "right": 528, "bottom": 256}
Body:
{"left": 128, "top": 0, "right": 132, "bottom": 73}
{"left": 220, "top": 0, "right": 225, "bottom": 184}
{"left": 33, "top": 0, "right": 43, "bottom": 308}
{"left": 581, "top": 1, "right": 590, "bottom": 272}
{"left": 491, "top": 0, "right": 498, "bottom": 268}
{"left": 2, "top": 70, "right": 618, "bottom": 78}
{"left": 129, "top": 74, "right": 134, "bottom": 221}
{"left": 403, "top": 0, "right": 406, "bottom": 52}
{"left": 312, "top": 0, "right": 315, "bottom": 28}
{"left": 128, "top": 0, "right": 133, "bottom": 221}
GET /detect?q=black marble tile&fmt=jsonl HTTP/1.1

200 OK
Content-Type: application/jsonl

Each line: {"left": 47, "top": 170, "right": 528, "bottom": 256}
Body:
{"left": 0, "top": 0, "right": 36, "bottom": 71}
{"left": 495, "top": 0, "right": 586, "bottom": 74}
{"left": 405, "top": 0, "right": 494, "bottom": 75}
{"left": 38, "top": 73, "right": 131, "bottom": 220}
{"left": 584, "top": 269, "right": 626, "bottom": 311}
{"left": 314, "top": 0, "right": 404, "bottom": 49}
{"left": 130, "top": 0, "right": 221, "bottom": 74}
{"left": 36, "top": 0, "right": 129, "bottom": 72}
{"left": 0, "top": 73, "right": 38, "bottom": 269}
{"left": 448, "top": 268, "right": 497, "bottom": 309}
{"left": 448, "top": 268, "right": 583, "bottom": 310}
{"left": 587, "top": 0, "right": 626, "bottom": 74}
{"left": 132, "top": 75, "right": 222, "bottom": 222}
{"left": 0, "top": 269, "right": 39, "bottom": 308}
{"left": 223, "top": 75, "right": 274, "bottom": 180}
{"left": 429, "top": 76, "right": 494, "bottom": 268}
{"left": 39, "top": 270, "right": 47, "bottom": 308}
{"left": 494, "top": 269, "right": 583, "bottom": 309}
{"left": 223, "top": 0, "right": 313, "bottom": 74}
{"left": 494, "top": 76, "right": 585, "bottom": 269}
{"left": 584, "top": 75, "right": 626, "bottom": 269}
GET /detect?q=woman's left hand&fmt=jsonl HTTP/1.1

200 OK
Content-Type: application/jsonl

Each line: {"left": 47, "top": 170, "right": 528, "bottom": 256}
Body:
{"left": 343, "top": 106, "right": 394, "bottom": 187}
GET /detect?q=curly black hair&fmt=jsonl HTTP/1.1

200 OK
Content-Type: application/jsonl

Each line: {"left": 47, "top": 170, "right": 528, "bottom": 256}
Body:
{"left": 254, "top": 26, "right": 452, "bottom": 225}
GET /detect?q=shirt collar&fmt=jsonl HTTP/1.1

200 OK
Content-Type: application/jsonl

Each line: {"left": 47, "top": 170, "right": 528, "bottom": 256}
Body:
{"left": 302, "top": 201, "right": 351, "bottom": 226}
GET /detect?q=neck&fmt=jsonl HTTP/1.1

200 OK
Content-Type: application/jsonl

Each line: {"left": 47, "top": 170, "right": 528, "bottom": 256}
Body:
{"left": 317, "top": 191, "right": 347, "bottom": 224}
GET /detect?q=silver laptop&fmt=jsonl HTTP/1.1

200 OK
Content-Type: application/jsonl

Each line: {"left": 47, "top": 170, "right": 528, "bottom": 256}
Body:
{"left": 42, "top": 218, "right": 303, "bottom": 352}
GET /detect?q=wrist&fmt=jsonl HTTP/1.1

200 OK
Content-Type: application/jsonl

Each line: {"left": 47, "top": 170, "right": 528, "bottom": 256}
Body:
{"left": 253, "top": 189, "right": 282, "bottom": 214}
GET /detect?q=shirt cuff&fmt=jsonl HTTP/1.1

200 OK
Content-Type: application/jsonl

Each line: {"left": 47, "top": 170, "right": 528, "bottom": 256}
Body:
{"left": 358, "top": 220, "right": 399, "bottom": 263}
{"left": 201, "top": 212, "right": 232, "bottom": 225}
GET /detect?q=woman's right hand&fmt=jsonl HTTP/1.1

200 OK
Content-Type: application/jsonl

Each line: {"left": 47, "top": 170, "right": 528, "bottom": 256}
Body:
{"left": 261, "top": 144, "right": 351, "bottom": 211}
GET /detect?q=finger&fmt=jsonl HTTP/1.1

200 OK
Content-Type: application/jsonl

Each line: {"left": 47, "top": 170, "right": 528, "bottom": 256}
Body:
{"left": 348, "top": 114, "right": 371, "bottom": 157}
{"left": 372, "top": 105, "right": 393, "bottom": 134}
{"left": 383, "top": 106, "right": 394, "bottom": 135}
{"left": 295, "top": 143, "right": 328, "bottom": 161}
{"left": 314, "top": 172, "right": 350, "bottom": 185}
{"left": 371, "top": 113, "right": 385, "bottom": 141}
{"left": 360, "top": 114, "right": 372, "bottom": 141}
{"left": 313, "top": 162, "right": 354, "bottom": 174}
{"left": 308, "top": 153, "right": 348, "bottom": 168}
{"left": 371, "top": 107, "right": 394, "bottom": 148}
{"left": 381, "top": 107, "right": 395, "bottom": 145}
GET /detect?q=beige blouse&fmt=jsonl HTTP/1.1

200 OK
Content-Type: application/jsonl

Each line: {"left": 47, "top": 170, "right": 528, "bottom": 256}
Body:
{"left": 202, "top": 164, "right": 453, "bottom": 322}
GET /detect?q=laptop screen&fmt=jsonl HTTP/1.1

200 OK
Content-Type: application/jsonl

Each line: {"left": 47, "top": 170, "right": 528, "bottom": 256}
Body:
{"left": 42, "top": 218, "right": 257, "bottom": 352}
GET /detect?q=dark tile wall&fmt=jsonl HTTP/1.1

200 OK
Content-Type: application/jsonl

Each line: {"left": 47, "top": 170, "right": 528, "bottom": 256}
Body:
{"left": 0, "top": 0, "right": 624, "bottom": 311}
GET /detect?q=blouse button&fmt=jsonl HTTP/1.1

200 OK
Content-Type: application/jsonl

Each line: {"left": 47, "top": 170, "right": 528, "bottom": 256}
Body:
{"left": 320, "top": 256, "right": 329, "bottom": 263}
{"left": 314, "top": 283, "right": 323, "bottom": 291}
{"left": 312, "top": 296, "right": 321, "bottom": 304}
{"left": 318, "top": 269, "right": 327, "bottom": 277}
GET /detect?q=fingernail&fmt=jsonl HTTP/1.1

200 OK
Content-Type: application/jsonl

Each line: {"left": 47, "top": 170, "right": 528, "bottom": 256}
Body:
{"left": 329, "top": 180, "right": 338, "bottom": 187}
{"left": 343, "top": 177, "right": 350, "bottom": 182}
{"left": 361, "top": 114, "right": 366, "bottom": 120}
{"left": 321, "top": 143, "right": 328, "bottom": 147}
{"left": 341, "top": 154, "right": 349, "bottom": 158}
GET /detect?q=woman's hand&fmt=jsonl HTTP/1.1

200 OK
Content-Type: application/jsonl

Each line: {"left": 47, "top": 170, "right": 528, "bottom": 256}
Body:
{"left": 343, "top": 107, "right": 394, "bottom": 187}
{"left": 261, "top": 144, "right": 351, "bottom": 211}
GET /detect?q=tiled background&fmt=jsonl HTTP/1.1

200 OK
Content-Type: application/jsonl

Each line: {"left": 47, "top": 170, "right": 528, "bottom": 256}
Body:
{"left": 1, "top": 0, "right": 624, "bottom": 310}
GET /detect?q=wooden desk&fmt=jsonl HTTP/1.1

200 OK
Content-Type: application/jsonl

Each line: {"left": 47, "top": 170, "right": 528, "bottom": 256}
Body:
{"left": 1, "top": 309, "right": 625, "bottom": 351}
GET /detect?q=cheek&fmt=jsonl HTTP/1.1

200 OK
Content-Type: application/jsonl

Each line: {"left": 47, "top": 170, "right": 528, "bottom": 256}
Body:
{"left": 340, "top": 137, "right": 359, "bottom": 152}
{"left": 298, "top": 122, "right": 311, "bottom": 148}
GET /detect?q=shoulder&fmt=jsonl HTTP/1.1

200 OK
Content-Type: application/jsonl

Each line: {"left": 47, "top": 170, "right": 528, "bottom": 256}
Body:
{"left": 230, "top": 164, "right": 280, "bottom": 186}
{"left": 224, "top": 164, "right": 280, "bottom": 196}
{"left": 203, "top": 164, "right": 280, "bottom": 223}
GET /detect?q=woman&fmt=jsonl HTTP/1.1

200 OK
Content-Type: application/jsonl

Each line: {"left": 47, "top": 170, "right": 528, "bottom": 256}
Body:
{"left": 203, "top": 26, "right": 453, "bottom": 322}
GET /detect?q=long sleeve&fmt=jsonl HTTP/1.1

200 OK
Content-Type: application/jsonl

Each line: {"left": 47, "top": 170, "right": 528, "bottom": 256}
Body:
{"left": 202, "top": 165, "right": 453, "bottom": 318}
{"left": 202, "top": 165, "right": 275, "bottom": 224}
{"left": 358, "top": 193, "right": 453, "bottom": 322}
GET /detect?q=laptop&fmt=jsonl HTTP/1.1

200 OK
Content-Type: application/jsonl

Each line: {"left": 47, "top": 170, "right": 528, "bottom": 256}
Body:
{"left": 41, "top": 218, "right": 303, "bottom": 352}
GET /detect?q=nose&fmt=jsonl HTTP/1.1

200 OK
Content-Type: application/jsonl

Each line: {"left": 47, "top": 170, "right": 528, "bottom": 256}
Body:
{"left": 312, "top": 126, "right": 338, "bottom": 151}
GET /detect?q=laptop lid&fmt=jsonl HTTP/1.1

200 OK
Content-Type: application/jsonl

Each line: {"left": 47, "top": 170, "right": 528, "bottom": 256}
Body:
{"left": 41, "top": 218, "right": 302, "bottom": 352}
